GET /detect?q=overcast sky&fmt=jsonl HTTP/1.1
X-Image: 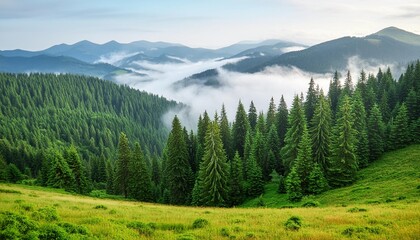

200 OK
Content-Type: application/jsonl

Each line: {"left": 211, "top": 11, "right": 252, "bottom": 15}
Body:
{"left": 1, "top": 0, "right": 419, "bottom": 50}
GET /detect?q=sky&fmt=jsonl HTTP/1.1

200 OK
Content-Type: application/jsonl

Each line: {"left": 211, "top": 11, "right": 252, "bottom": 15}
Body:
{"left": 1, "top": 0, "right": 420, "bottom": 51}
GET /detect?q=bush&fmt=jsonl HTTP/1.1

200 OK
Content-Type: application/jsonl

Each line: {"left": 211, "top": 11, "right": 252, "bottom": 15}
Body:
{"left": 0, "top": 188, "right": 22, "bottom": 194}
{"left": 192, "top": 218, "right": 209, "bottom": 229}
{"left": 94, "top": 205, "right": 108, "bottom": 210}
{"left": 32, "top": 206, "right": 59, "bottom": 221}
{"left": 57, "top": 222, "right": 89, "bottom": 235}
{"left": 301, "top": 200, "right": 320, "bottom": 208}
{"left": 220, "top": 227, "right": 230, "bottom": 237}
{"left": 38, "top": 224, "right": 69, "bottom": 240}
{"left": 127, "top": 221, "right": 155, "bottom": 236}
{"left": 177, "top": 233, "right": 196, "bottom": 240}
{"left": 284, "top": 216, "right": 302, "bottom": 231}
{"left": 0, "top": 211, "right": 39, "bottom": 239}
{"left": 158, "top": 223, "right": 187, "bottom": 233}
{"left": 256, "top": 195, "right": 266, "bottom": 207}
{"left": 342, "top": 226, "right": 382, "bottom": 236}
{"left": 347, "top": 207, "right": 367, "bottom": 213}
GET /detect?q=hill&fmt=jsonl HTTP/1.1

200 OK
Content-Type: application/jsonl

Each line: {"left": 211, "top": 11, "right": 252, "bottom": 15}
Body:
{"left": 0, "top": 145, "right": 419, "bottom": 239}
{"left": 373, "top": 26, "right": 420, "bottom": 46}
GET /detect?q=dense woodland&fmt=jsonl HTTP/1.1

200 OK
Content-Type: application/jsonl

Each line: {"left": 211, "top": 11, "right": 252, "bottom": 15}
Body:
{"left": 0, "top": 60, "right": 419, "bottom": 206}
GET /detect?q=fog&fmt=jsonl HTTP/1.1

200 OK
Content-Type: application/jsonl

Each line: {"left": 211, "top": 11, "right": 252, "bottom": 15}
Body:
{"left": 113, "top": 56, "right": 397, "bottom": 130}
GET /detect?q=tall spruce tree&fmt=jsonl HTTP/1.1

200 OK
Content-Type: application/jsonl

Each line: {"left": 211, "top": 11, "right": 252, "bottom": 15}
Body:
{"left": 252, "top": 129, "right": 270, "bottom": 181}
{"left": 276, "top": 95, "right": 289, "bottom": 147}
{"left": 129, "top": 142, "right": 153, "bottom": 202}
{"left": 246, "top": 154, "right": 264, "bottom": 197}
{"left": 310, "top": 92, "right": 331, "bottom": 173}
{"left": 232, "top": 101, "right": 250, "bottom": 158}
{"left": 194, "top": 121, "right": 229, "bottom": 206}
{"left": 196, "top": 112, "right": 211, "bottom": 170}
{"left": 220, "top": 105, "right": 233, "bottom": 160}
{"left": 166, "top": 116, "right": 193, "bottom": 205}
{"left": 286, "top": 167, "right": 302, "bottom": 202}
{"left": 266, "top": 97, "right": 277, "bottom": 131}
{"left": 293, "top": 126, "right": 314, "bottom": 194}
{"left": 228, "top": 151, "right": 244, "bottom": 206}
{"left": 305, "top": 78, "right": 318, "bottom": 123}
{"left": 256, "top": 112, "right": 266, "bottom": 135}
{"left": 248, "top": 101, "right": 258, "bottom": 131}
{"left": 308, "top": 163, "right": 329, "bottom": 195}
{"left": 329, "top": 71, "right": 341, "bottom": 116}
{"left": 281, "top": 95, "right": 307, "bottom": 173}
{"left": 342, "top": 70, "right": 354, "bottom": 96}
{"left": 115, "top": 132, "right": 131, "bottom": 198}
{"left": 266, "top": 124, "right": 280, "bottom": 177}
{"left": 367, "top": 104, "right": 384, "bottom": 162}
{"left": 352, "top": 92, "right": 370, "bottom": 168}
{"left": 242, "top": 130, "right": 253, "bottom": 181}
{"left": 390, "top": 103, "right": 410, "bottom": 149}
{"left": 328, "top": 96, "right": 358, "bottom": 187}
{"left": 47, "top": 150, "right": 75, "bottom": 192}
{"left": 64, "top": 145, "right": 88, "bottom": 194}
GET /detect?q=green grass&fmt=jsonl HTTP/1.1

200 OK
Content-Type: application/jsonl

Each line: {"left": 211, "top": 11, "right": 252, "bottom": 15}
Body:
{"left": 1, "top": 145, "right": 419, "bottom": 239}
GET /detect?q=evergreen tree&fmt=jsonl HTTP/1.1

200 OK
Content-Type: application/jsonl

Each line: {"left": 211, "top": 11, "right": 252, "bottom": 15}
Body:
{"left": 64, "top": 145, "right": 88, "bottom": 194}
{"left": 293, "top": 126, "right": 314, "bottom": 194}
{"left": 242, "top": 130, "right": 253, "bottom": 181}
{"left": 194, "top": 121, "right": 229, "bottom": 206}
{"left": 277, "top": 175, "right": 286, "bottom": 194}
{"left": 115, "top": 132, "right": 131, "bottom": 198}
{"left": 232, "top": 101, "right": 250, "bottom": 157}
{"left": 166, "top": 116, "right": 193, "bottom": 205}
{"left": 6, "top": 163, "right": 23, "bottom": 183}
{"left": 367, "top": 104, "right": 384, "bottom": 162}
{"left": 286, "top": 167, "right": 302, "bottom": 202}
{"left": 281, "top": 95, "right": 306, "bottom": 173}
{"left": 329, "top": 71, "right": 341, "bottom": 116}
{"left": 97, "top": 154, "right": 107, "bottom": 183}
{"left": 266, "top": 97, "right": 277, "bottom": 131}
{"left": 151, "top": 155, "right": 161, "bottom": 185}
{"left": 406, "top": 88, "right": 419, "bottom": 121}
{"left": 256, "top": 112, "right": 266, "bottom": 135}
{"left": 342, "top": 70, "right": 354, "bottom": 96}
{"left": 248, "top": 101, "right": 258, "bottom": 131}
{"left": 305, "top": 78, "right": 318, "bottom": 123}
{"left": 246, "top": 155, "right": 264, "bottom": 197}
{"left": 47, "top": 150, "right": 75, "bottom": 192}
{"left": 229, "top": 152, "right": 244, "bottom": 206}
{"left": 129, "top": 142, "right": 153, "bottom": 202}
{"left": 390, "top": 104, "right": 410, "bottom": 149}
{"left": 253, "top": 129, "right": 270, "bottom": 181}
{"left": 266, "top": 124, "right": 280, "bottom": 176}
{"left": 186, "top": 130, "right": 198, "bottom": 173}
{"left": 196, "top": 112, "right": 211, "bottom": 170}
{"left": 310, "top": 93, "right": 331, "bottom": 173}
{"left": 352, "top": 92, "right": 370, "bottom": 168}
{"left": 105, "top": 160, "right": 115, "bottom": 194}
{"left": 308, "top": 163, "right": 329, "bottom": 194}
{"left": 0, "top": 155, "right": 7, "bottom": 181}
{"left": 328, "top": 96, "right": 357, "bottom": 187}
{"left": 220, "top": 105, "right": 233, "bottom": 160}
{"left": 276, "top": 95, "right": 289, "bottom": 147}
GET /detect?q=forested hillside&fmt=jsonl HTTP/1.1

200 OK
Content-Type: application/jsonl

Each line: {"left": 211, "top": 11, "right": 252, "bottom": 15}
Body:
{"left": 0, "top": 73, "right": 179, "bottom": 187}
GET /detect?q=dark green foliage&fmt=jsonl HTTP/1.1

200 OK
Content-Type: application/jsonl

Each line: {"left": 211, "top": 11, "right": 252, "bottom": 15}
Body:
{"left": 253, "top": 129, "right": 271, "bottom": 181}
{"left": 276, "top": 95, "right": 289, "bottom": 148}
{"left": 281, "top": 95, "right": 306, "bottom": 173}
{"left": 328, "top": 96, "right": 357, "bottom": 187}
{"left": 277, "top": 175, "right": 286, "bottom": 193}
{"left": 301, "top": 200, "right": 320, "bottom": 207}
{"left": 305, "top": 78, "right": 318, "bottom": 123}
{"left": 390, "top": 104, "right": 410, "bottom": 149}
{"left": 294, "top": 126, "right": 314, "bottom": 194}
{"left": 248, "top": 101, "right": 258, "bottom": 131}
{"left": 192, "top": 218, "right": 209, "bottom": 229}
{"left": 367, "top": 104, "right": 385, "bottom": 162}
{"left": 266, "top": 124, "right": 280, "bottom": 177}
{"left": 0, "top": 155, "right": 7, "bottom": 181}
{"left": 196, "top": 112, "right": 211, "bottom": 169}
{"left": 32, "top": 206, "right": 60, "bottom": 221}
{"left": 64, "top": 145, "right": 89, "bottom": 194}
{"left": 194, "top": 121, "right": 229, "bottom": 207}
{"left": 229, "top": 152, "right": 244, "bottom": 206}
{"left": 47, "top": 150, "right": 75, "bottom": 191}
{"left": 286, "top": 167, "right": 302, "bottom": 202}
{"left": 115, "top": 132, "right": 131, "bottom": 198}
{"left": 105, "top": 160, "right": 115, "bottom": 194}
{"left": 284, "top": 216, "right": 302, "bottom": 231}
{"left": 38, "top": 224, "right": 69, "bottom": 239}
{"left": 151, "top": 155, "right": 161, "bottom": 185}
{"left": 310, "top": 93, "right": 332, "bottom": 172}
{"left": 6, "top": 163, "right": 24, "bottom": 183}
{"left": 308, "top": 163, "right": 329, "bottom": 194}
{"left": 352, "top": 92, "right": 370, "bottom": 168}
{"left": 220, "top": 105, "right": 233, "bottom": 160}
{"left": 0, "top": 211, "right": 38, "bottom": 239}
{"left": 242, "top": 130, "right": 253, "bottom": 181}
{"left": 93, "top": 205, "right": 108, "bottom": 210}
{"left": 342, "top": 70, "right": 354, "bottom": 96}
{"left": 129, "top": 142, "right": 153, "bottom": 202}
{"left": 256, "top": 112, "right": 266, "bottom": 135}
{"left": 127, "top": 221, "right": 155, "bottom": 236}
{"left": 329, "top": 71, "right": 341, "bottom": 116}
{"left": 266, "top": 97, "right": 277, "bottom": 131}
{"left": 232, "top": 101, "right": 250, "bottom": 158}
{"left": 166, "top": 116, "right": 193, "bottom": 205}
{"left": 247, "top": 155, "right": 264, "bottom": 197}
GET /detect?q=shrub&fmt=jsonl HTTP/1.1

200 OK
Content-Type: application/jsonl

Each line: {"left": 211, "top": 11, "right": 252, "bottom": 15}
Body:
{"left": 57, "top": 222, "right": 89, "bottom": 235}
{"left": 127, "top": 221, "right": 154, "bottom": 236}
{"left": 342, "top": 226, "right": 382, "bottom": 236}
{"left": 32, "top": 206, "right": 59, "bottom": 221}
{"left": 38, "top": 224, "right": 69, "bottom": 240}
{"left": 347, "top": 207, "right": 367, "bottom": 213}
{"left": 94, "top": 205, "right": 108, "bottom": 210}
{"left": 0, "top": 211, "right": 38, "bottom": 239}
{"left": 284, "top": 216, "right": 302, "bottom": 231}
{"left": 0, "top": 188, "right": 22, "bottom": 194}
{"left": 220, "top": 227, "right": 230, "bottom": 237}
{"left": 192, "top": 218, "right": 209, "bottom": 229}
{"left": 177, "top": 233, "right": 196, "bottom": 240}
{"left": 256, "top": 195, "right": 266, "bottom": 207}
{"left": 19, "top": 203, "right": 34, "bottom": 212}
{"left": 301, "top": 200, "right": 320, "bottom": 208}
{"left": 158, "top": 223, "right": 187, "bottom": 233}
{"left": 109, "top": 209, "right": 117, "bottom": 214}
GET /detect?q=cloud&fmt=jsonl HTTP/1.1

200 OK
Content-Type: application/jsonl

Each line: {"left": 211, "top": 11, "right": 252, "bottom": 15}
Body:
{"left": 95, "top": 52, "right": 140, "bottom": 65}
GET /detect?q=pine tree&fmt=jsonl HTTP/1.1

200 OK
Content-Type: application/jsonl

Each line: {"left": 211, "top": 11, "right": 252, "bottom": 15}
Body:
{"left": 220, "top": 105, "right": 233, "bottom": 160}
{"left": 293, "top": 126, "right": 314, "bottom": 194}
{"left": 196, "top": 112, "right": 211, "bottom": 170}
{"left": 229, "top": 152, "right": 244, "bottom": 206}
{"left": 246, "top": 154, "right": 264, "bottom": 197}
{"left": 256, "top": 112, "right": 266, "bottom": 135}
{"left": 305, "top": 78, "right": 318, "bottom": 123}
{"left": 129, "top": 142, "right": 153, "bottom": 202}
{"left": 115, "top": 132, "right": 131, "bottom": 198}
{"left": 232, "top": 101, "right": 250, "bottom": 157}
{"left": 286, "top": 167, "right": 302, "bottom": 202}
{"left": 342, "top": 70, "right": 354, "bottom": 96}
{"left": 276, "top": 95, "right": 289, "bottom": 147}
{"left": 253, "top": 129, "right": 270, "bottom": 181}
{"left": 328, "top": 96, "right": 357, "bottom": 187}
{"left": 47, "top": 150, "right": 75, "bottom": 192}
{"left": 329, "top": 71, "right": 341, "bottom": 116}
{"left": 367, "top": 104, "right": 384, "bottom": 162}
{"left": 266, "top": 124, "right": 280, "bottom": 177}
{"left": 308, "top": 163, "right": 329, "bottom": 194}
{"left": 105, "top": 160, "right": 115, "bottom": 194}
{"left": 166, "top": 116, "right": 193, "bottom": 205}
{"left": 266, "top": 97, "right": 277, "bottom": 131}
{"left": 390, "top": 103, "right": 410, "bottom": 149}
{"left": 351, "top": 92, "right": 370, "bottom": 168}
{"left": 64, "top": 145, "right": 88, "bottom": 194}
{"left": 6, "top": 163, "right": 23, "bottom": 183}
{"left": 281, "top": 95, "right": 306, "bottom": 173}
{"left": 242, "top": 130, "right": 253, "bottom": 181}
{"left": 151, "top": 155, "right": 161, "bottom": 185}
{"left": 194, "top": 121, "right": 229, "bottom": 206}
{"left": 186, "top": 129, "right": 198, "bottom": 173}
{"left": 310, "top": 92, "right": 331, "bottom": 173}
{"left": 406, "top": 88, "right": 419, "bottom": 121}
{"left": 248, "top": 101, "right": 258, "bottom": 131}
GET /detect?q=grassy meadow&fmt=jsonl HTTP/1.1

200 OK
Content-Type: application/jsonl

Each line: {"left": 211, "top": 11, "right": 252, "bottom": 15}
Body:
{"left": 1, "top": 145, "right": 420, "bottom": 239}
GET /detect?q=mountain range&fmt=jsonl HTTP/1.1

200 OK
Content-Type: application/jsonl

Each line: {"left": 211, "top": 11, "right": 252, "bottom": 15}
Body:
{"left": 0, "top": 27, "right": 419, "bottom": 83}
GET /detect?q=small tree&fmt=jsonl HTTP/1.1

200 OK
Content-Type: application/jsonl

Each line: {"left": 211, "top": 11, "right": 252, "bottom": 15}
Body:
{"left": 308, "top": 163, "right": 329, "bottom": 194}
{"left": 286, "top": 167, "right": 302, "bottom": 202}
{"left": 228, "top": 152, "right": 244, "bottom": 206}
{"left": 129, "top": 142, "right": 153, "bottom": 202}
{"left": 389, "top": 104, "right": 410, "bottom": 149}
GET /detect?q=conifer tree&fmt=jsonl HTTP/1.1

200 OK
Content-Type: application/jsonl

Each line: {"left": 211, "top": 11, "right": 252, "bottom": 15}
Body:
{"left": 167, "top": 116, "right": 193, "bottom": 205}
{"left": 194, "top": 121, "right": 229, "bottom": 206}
{"left": 266, "top": 124, "right": 280, "bottom": 176}
{"left": 232, "top": 101, "right": 250, "bottom": 158}
{"left": 329, "top": 71, "right": 341, "bottom": 116}
{"left": 97, "top": 154, "right": 107, "bottom": 183}
{"left": 308, "top": 163, "right": 329, "bottom": 194}
{"left": 229, "top": 151, "right": 244, "bottom": 206}
{"left": 351, "top": 92, "right": 370, "bottom": 168}
{"left": 293, "top": 126, "right": 314, "bottom": 194}
{"left": 105, "top": 160, "right": 115, "bottom": 194}
{"left": 196, "top": 112, "right": 211, "bottom": 169}
{"left": 252, "top": 129, "right": 270, "bottom": 181}
{"left": 246, "top": 154, "right": 264, "bottom": 197}
{"left": 220, "top": 105, "right": 233, "bottom": 160}
{"left": 129, "top": 142, "right": 153, "bottom": 202}
{"left": 286, "top": 167, "right": 302, "bottom": 202}
{"left": 367, "top": 104, "right": 384, "bottom": 162}
{"left": 47, "top": 150, "right": 75, "bottom": 192}
{"left": 328, "top": 96, "right": 357, "bottom": 187}
{"left": 277, "top": 175, "right": 286, "bottom": 194}
{"left": 276, "top": 95, "right": 289, "bottom": 147}
{"left": 6, "top": 163, "right": 23, "bottom": 183}
{"left": 305, "top": 78, "right": 318, "bottom": 123}
{"left": 342, "top": 70, "right": 354, "bottom": 96}
{"left": 406, "top": 88, "right": 418, "bottom": 121}
{"left": 266, "top": 97, "right": 277, "bottom": 131}
{"left": 115, "top": 132, "right": 131, "bottom": 198}
{"left": 310, "top": 92, "right": 331, "bottom": 173}
{"left": 0, "top": 155, "right": 7, "bottom": 181}
{"left": 256, "top": 112, "right": 266, "bottom": 135}
{"left": 186, "top": 130, "right": 198, "bottom": 173}
{"left": 248, "top": 101, "right": 258, "bottom": 131}
{"left": 390, "top": 103, "right": 410, "bottom": 149}
{"left": 64, "top": 145, "right": 88, "bottom": 194}
{"left": 242, "top": 130, "right": 253, "bottom": 181}
{"left": 151, "top": 155, "right": 161, "bottom": 185}
{"left": 281, "top": 95, "right": 306, "bottom": 173}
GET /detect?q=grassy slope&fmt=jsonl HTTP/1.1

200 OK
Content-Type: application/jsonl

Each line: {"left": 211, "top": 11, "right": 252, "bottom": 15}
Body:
{"left": 1, "top": 145, "right": 420, "bottom": 239}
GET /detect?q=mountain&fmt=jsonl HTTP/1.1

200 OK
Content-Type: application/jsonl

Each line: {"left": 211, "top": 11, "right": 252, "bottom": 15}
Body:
{"left": 215, "top": 39, "right": 290, "bottom": 56}
{"left": 228, "top": 41, "right": 307, "bottom": 58}
{"left": 373, "top": 26, "right": 420, "bottom": 46}
{"left": 0, "top": 55, "right": 132, "bottom": 79}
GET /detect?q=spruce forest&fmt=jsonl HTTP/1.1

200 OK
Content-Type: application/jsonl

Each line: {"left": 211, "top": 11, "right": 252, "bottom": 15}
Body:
{"left": 1, "top": 61, "right": 419, "bottom": 207}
